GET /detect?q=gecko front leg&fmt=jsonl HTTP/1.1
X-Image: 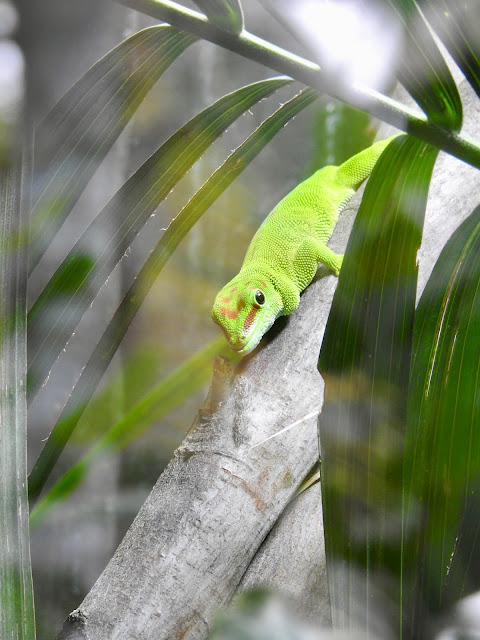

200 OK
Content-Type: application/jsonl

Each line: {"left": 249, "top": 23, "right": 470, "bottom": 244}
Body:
{"left": 293, "top": 237, "right": 344, "bottom": 284}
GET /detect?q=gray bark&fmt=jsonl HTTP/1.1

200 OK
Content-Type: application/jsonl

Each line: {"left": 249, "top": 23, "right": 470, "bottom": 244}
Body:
{"left": 56, "top": 76, "right": 480, "bottom": 640}
{"left": 236, "top": 479, "right": 331, "bottom": 627}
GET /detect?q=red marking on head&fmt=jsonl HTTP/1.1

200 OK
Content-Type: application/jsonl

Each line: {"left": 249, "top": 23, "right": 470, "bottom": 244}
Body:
{"left": 221, "top": 297, "right": 231, "bottom": 304}
{"left": 230, "top": 287, "right": 238, "bottom": 293}
{"left": 243, "top": 307, "right": 259, "bottom": 333}
{"left": 258, "top": 280, "right": 267, "bottom": 288}
{"left": 220, "top": 307, "right": 239, "bottom": 320}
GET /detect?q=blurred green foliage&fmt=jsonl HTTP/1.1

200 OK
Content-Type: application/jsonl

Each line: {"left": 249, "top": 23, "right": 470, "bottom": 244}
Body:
{"left": 1, "top": 0, "right": 480, "bottom": 638}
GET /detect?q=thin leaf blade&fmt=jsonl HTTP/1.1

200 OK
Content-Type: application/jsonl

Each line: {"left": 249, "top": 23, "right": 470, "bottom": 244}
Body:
{"left": 30, "top": 25, "right": 197, "bottom": 271}
{"left": 421, "top": 0, "right": 480, "bottom": 99}
{"left": 386, "top": 0, "right": 462, "bottom": 130}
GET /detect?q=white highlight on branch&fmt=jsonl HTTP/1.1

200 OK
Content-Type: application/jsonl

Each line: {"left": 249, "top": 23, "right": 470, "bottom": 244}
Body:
{"left": 249, "top": 407, "right": 321, "bottom": 450}
{"left": 0, "top": 39, "right": 24, "bottom": 120}
{"left": 281, "top": 0, "right": 402, "bottom": 92}
{"left": 0, "top": 1, "right": 18, "bottom": 38}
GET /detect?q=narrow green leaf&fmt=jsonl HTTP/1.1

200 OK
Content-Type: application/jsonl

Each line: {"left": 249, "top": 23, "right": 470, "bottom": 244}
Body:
{"left": 26, "top": 76, "right": 291, "bottom": 404}
{"left": 421, "top": 0, "right": 480, "bottom": 99}
{"left": 403, "top": 205, "right": 480, "bottom": 619}
{"left": 30, "top": 25, "right": 197, "bottom": 273}
{"left": 30, "top": 336, "right": 230, "bottom": 529}
{"left": 192, "top": 0, "right": 244, "bottom": 34}
{"left": 0, "top": 157, "right": 35, "bottom": 638}
{"left": 318, "top": 136, "right": 438, "bottom": 635}
{"left": 385, "top": 0, "right": 462, "bottom": 130}
{"left": 28, "top": 86, "right": 315, "bottom": 503}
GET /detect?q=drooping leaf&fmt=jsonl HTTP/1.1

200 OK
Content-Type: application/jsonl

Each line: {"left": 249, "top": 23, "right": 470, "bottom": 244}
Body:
{"left": 29, "top": 336, "right": 230, "bottom": 528}
{"left": 421, "top": 0, "right": 480, "bottom": 99}
{"left": 30, "top": 25, "right": 197, "bottom": 272}
{"left": 28, "top": 87, "right": 316, "bottom": 503}
{"left": 0, "top": 156, "right": 35, "bottom": 639}
{"left": 385, "top": 0, "right": 462, "bottom": 130}
{"left": 26, "top": 76, "right": 291, "bottom": 404}
{"left": 192, "top": 0, "right": 244, "bottom": 34}
{"left": 318, "top": 136, "right": 438, "bottom": 636}
{"left": 403, "top": 205, "right": 480, "bottom": 622}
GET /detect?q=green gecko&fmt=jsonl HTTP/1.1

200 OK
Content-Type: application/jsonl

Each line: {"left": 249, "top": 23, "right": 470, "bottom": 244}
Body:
{"left": 212, "top": 136, "right": 397, "bottom": 356}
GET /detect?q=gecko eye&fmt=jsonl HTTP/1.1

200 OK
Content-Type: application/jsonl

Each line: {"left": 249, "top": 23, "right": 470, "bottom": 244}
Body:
{"left": 254, "top": 289, "right": 265, "bottom": 306}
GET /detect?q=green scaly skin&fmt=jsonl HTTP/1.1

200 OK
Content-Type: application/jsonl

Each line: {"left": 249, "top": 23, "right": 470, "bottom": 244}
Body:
{"left": 212, "top": 136, "right": 397, "bottom": 356}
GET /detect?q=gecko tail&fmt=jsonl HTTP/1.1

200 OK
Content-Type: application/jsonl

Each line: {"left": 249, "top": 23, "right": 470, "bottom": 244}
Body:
{"left": 335, "top": 134, "right": 401, "bottom": 191}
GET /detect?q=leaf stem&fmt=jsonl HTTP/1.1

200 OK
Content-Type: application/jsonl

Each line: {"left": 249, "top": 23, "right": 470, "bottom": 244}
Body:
{"left": 116, "top": 0, "right": 480, "bottom": 169}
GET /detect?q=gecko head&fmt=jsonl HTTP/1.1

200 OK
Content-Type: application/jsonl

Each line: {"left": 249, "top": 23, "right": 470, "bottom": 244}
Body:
{"left": 211, "top": 274, "right": 283, "bottom": 356}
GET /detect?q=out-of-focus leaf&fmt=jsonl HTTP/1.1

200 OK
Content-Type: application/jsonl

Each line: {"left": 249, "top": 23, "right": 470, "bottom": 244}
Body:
{"left": 209, "top": 589, "right": 320, "bottom": 640}
{"left": 30, "top": 25, "right": 197, "bottom": 272}
{"left": 310, "top": 101, "right": 374, "bottom": 171}
{"left": 192, "top": 0, "right": 244, "bottom": 34}
{"left": 403, "top": 205, "right": 480, "bottom": 622}
{"left": 318, "top": 136, "right": 438, "bottom": 637}
{"left": 26, "top": 76, "right": 291, "bottom": 404}
{"left": 28, "top": 87, "right": 316, "bottom": 504}
{"left": 384, "top": 0, "right": 462, "bottom": 130}
{"left": 71, "top": 344, "right": 166, "bottom": 446}
{"left": 0, "top": 157, "right": 35, "bottom": 639}
{"left": 421, "top": 0, "right": 480, "bottom": 99}
{"left": 29, "top": 336, "right": 230, "bottom": 529}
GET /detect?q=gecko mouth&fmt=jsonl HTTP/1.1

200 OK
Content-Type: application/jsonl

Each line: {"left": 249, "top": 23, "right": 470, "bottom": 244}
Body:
{"left": 231, "top": 303, "right": 282, "bottom": 355}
